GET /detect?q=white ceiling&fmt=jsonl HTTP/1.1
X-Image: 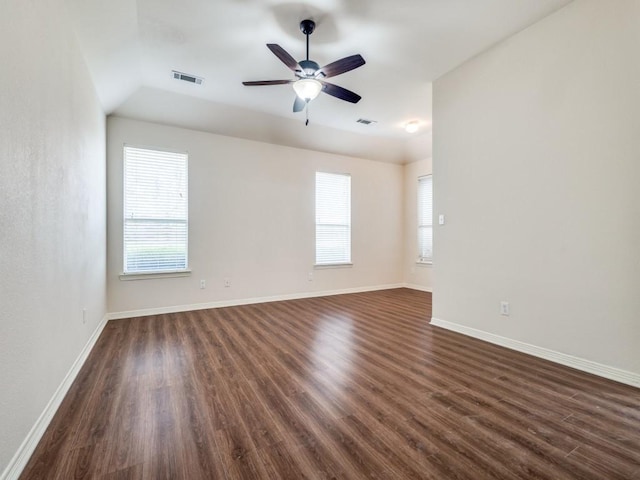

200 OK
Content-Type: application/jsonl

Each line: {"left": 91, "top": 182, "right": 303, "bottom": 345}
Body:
{"left": 65, "top": 0, "right": 572, "bottom": 163}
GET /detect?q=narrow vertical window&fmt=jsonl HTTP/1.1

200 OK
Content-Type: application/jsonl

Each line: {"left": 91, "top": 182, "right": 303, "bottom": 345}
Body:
{"left": 123, "top": 146, "right": 188, "bottom": 274}
{"left": 315, "top": 172, "right": 351, "bottom": 265}
{"left": 417, "top": 175, "right": 433, "bottom": 263}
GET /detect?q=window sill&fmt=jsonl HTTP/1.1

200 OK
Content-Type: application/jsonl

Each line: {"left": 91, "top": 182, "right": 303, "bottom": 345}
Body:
{"left": 314, "top": 263, "right": 353, "bottom": 269}
{"left": 416, "top": 260, "right": 432, "bottom": 267}
{"left": 119, "top": 269, "right": 192, "bottom": 281}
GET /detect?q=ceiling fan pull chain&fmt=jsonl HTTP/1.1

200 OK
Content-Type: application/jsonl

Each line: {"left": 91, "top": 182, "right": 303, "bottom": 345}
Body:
{"left": 305, "top": 102, "right": 309, "bottom": 126}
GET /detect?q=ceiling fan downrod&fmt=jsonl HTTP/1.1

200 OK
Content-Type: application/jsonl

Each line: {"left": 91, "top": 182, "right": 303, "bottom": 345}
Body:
{"left": 300, "top": 19, "right": 315, "bottom": 61}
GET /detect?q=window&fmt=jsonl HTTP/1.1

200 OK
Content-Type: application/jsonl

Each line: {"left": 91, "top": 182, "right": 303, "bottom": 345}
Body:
{"left": 315, "top": 172, "right": 351, "bottom": 265}
{"left": 418, "top": 175, "right": 433, "bottom": 263}
{"left": 123, "top": 146, "right": 188, "bottom": 274}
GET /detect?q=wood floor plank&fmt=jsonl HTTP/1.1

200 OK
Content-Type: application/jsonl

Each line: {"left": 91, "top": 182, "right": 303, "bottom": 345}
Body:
{"left": 20, "top": 289, "right": 640, "bottom": 479}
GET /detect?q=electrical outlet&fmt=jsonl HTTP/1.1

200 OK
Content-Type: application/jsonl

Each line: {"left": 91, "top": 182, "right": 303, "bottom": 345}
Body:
{"left": 224, "top": 277, "right": 231, "bottom": 288}
{"left": 200, "top": 279, "right": 206, "bottom": 289}
{"left": 500, "top": 301, "right": 510, "bottom": 316}
{"left": 308, "top": 272, "right": 313, "bottom": 282}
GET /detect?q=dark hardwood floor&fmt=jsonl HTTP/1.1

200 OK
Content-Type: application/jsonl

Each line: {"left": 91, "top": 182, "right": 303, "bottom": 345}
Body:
{"left": 21, "top": 288, "right": 640, "bottom": 479}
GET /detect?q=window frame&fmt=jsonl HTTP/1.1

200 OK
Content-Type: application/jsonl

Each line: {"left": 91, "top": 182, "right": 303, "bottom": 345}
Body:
{"left": 121, "top": 144, "right": 190, "bottom": 279}
{"left": 417, "top": 174, "right": 433, "bottom": 265}
{"left": 315, "top": 171, "right": 352, "bottom": 267}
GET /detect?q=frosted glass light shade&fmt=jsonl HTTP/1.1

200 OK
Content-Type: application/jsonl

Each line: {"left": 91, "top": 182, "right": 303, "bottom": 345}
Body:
{"left": 293, "top": 78, "right": 322, "bottom": 101}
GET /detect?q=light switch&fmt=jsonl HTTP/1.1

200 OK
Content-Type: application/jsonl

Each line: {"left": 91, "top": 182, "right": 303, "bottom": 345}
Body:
{"left": 438, "top": 214, "right": 445, "bottom": 225}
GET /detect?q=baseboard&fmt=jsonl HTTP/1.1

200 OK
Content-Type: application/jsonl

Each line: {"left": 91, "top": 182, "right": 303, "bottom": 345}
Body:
{"left": 403, "top": 283, "right": 433, "bottom": 293}
{"left": 107, "top": 283, "right": 406, "bottom": 320}
{"left": 430, "top": 318, "right": 640, "bottom": 388}
{"left": 1, "top": 314, "right": 109, "bottom": 480}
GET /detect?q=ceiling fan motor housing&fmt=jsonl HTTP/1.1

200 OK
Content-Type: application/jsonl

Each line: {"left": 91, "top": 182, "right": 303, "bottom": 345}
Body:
{"left": 299, "top": 59, "right": 320, "bottom": 76}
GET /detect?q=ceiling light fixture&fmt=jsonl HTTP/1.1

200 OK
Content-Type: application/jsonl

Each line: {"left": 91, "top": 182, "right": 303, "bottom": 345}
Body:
{"left": 293, "top": 78, "right": 323, "bottom": 102}
{"left": 405, "top": 121, "right": 420, "bottom": 133}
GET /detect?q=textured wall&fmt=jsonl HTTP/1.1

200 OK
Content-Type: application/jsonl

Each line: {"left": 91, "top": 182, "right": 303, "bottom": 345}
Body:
{"left": 0, "top": 0, "right": 106, "bottom": 474}
{"left": 107, "top": 117, "right": 404, "bottom": 315}
{"left": 433, "top": 0, "right": 640, "bottom": 374}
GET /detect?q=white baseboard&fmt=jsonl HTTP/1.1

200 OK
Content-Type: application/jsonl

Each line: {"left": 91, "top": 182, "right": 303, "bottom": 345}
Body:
{"left": 403, "top": 283, "right": 433, "bottom": 293}
{"left": 107, "top": 283, "right": 406, "bottom": 320}
{"left": 430, "top": 318, "right": 640, "bottom": 389}
{"left": 1, "top": 314, "right": 109, "bottom": 480}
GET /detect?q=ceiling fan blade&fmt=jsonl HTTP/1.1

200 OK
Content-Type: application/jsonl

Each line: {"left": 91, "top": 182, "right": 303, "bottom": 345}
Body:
{"left": 293, "top": 96, "right": 306, "bottom": 113}
{"left": 242, "top": 80, "right": 293, "bottom": 86}
{"left": 267, "top": 44, "right": 301, "bottom": 73}
{"left": 316, "top": 54, "right": 365, "bottom": 79}
{"left": 320, "top": 81, "right": 362, "bottom": 103}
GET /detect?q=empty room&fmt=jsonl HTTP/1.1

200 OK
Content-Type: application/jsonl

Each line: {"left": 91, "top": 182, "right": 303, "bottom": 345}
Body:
{"left": 1, "top": 0, "right": 639, "bottom": 479}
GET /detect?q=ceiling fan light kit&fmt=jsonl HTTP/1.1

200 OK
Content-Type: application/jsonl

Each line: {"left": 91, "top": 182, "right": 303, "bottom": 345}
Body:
{"left": 242, "top": 18, "right": 365, "bottom": 123}
{"left": 293, "top": 78, "right": 322, "bottom": 101}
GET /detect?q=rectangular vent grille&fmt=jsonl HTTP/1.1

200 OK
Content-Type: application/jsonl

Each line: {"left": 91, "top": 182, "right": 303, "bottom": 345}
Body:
{"left": 356, "top": 118, "right": 377, "bottom": 125}
{"left": 172, "top": 70, "right": 204, "bottom": 85}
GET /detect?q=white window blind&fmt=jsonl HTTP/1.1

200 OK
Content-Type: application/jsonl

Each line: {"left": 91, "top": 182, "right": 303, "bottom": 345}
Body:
{"left": 316, "top": 172, "right": 351, "bottom": 265}
{"left": 123, "top": 146, "right": 188, "bottom": 274}
{"left": 418, "top": 175, "right": 433, "bottom": 263}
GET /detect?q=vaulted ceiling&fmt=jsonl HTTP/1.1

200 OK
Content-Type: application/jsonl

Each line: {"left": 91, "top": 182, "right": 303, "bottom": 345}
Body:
{"left": 65, "top": 0, "right": 572, "bottom": 163}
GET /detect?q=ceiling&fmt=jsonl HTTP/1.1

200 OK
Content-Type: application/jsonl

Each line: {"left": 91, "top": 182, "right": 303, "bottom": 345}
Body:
{"left": 65, "top": 0, "right": 572, "bottom": 163}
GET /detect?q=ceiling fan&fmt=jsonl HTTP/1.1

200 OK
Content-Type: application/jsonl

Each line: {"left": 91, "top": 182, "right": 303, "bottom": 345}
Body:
{"left": 242, "top": 19, "right": 365, "bottom": 117}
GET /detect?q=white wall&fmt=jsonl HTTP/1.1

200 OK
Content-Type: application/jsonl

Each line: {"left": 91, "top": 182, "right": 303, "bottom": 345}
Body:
{"left": 433, "top": 0, "right": 640, "bottom": 376}
{"left": 0, "top": 0, "right": 107, "bottom": 475}
{"left": 107, "top": 117, "right": 404, "bottom": 315}
{"left": 403, "top": 157, "right": 433, "bottom": 291}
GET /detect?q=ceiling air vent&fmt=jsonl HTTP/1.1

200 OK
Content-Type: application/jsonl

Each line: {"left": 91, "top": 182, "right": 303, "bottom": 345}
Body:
{"left": 172, "top": 70, "right": 204, "bottom": 85}
{"left": 356, "top": 118, "right": 377, "bottom": 125}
